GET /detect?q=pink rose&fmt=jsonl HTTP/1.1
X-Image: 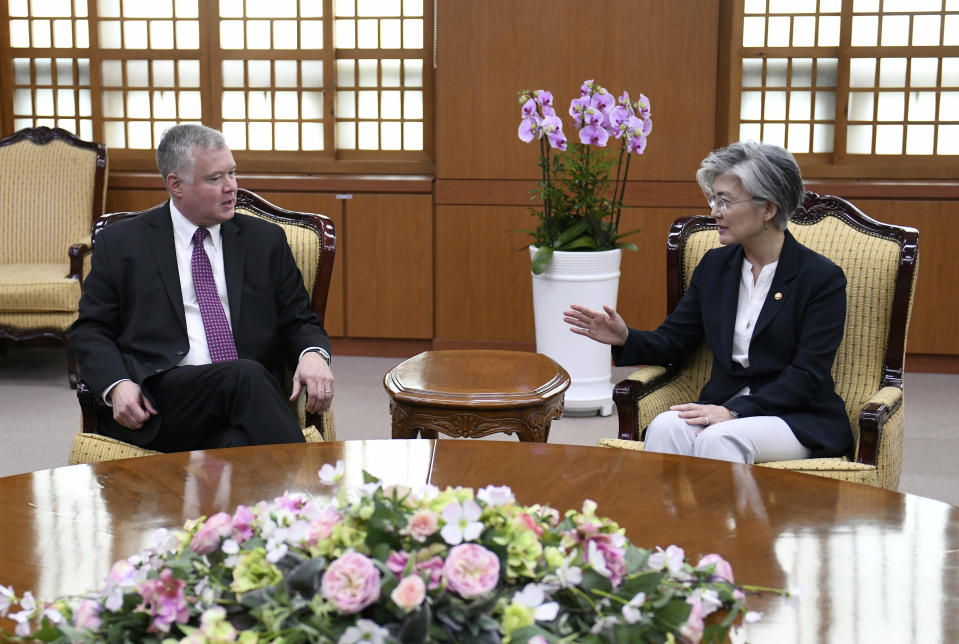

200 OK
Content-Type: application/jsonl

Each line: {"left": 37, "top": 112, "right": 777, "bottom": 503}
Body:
{"left": 190, "top": 512, "right": 234, "bottom": 555}
{"left": 696, "top": 554, "right": 734, "bottom": 584}
{"left": 73, "top": 599, "right": 101, "bottom": 630}
{"left": 307, "top": 508, "right": 342, "bottom": 545}
{"left": 321, "top": 552, "right": 381, "bottom": 614}
{"left": 406, "top": 509, "right": 438, "bottom": 541}
{"left": 390, "top": 575, "right": 426, "bottom": 612}
{"left": 443, "top": 544, "right": 500, "bottom": 599}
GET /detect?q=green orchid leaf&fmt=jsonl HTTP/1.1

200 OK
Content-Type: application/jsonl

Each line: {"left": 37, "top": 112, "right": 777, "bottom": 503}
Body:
{"left": 615, "top": 242, "right": 639, "bottom": 251}
{"left": 558, "top": 235, "right": 598, "bottom": 251}
{"left": 531, "top": 245, "right": 553, "bottom": 274}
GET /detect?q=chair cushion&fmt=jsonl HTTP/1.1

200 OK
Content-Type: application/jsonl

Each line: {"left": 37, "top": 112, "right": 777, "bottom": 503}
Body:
{"left": 69, "top": 425, "right": 326, "bottom": 465}
{"left": 0, "top": 263, "right": 80, "bottom": 312}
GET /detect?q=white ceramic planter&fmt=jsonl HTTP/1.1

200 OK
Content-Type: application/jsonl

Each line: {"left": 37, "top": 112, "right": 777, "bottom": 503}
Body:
{"left": 530, "top": 246, "right": 621, "bottom": 416}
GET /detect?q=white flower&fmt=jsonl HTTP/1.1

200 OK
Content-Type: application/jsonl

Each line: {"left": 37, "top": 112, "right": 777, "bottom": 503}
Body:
{"left": 648, "top": 545, "right": 685, "bottom": 574}
{"left": 411, "top": 483, "right": 440, "bottom": 502}
{"left": 785, "top": 585, "right": 802, "bottom": 609}
{"left": 318, "top": 460, "right": 345, "bottom": 484}
{"left": 265, "top": 536, "right": 288, "bottom": 563}
{"left": 477, "top": 485, "right": 515, "bottom": 507}
{"left": 19, "top": 591, "right": 34, "bottom": 611}
{"left": 745, "top": 610, "right": 764, "bottom": 623}
{"left": 512, "top": 583, "right": 559, "bottom": 621}
{"left": 689, "top": 587, "right": 722, "bottom": 617}
{"left": 622, "top": 591, "right": 646, "bottom": 624}
{"left": 43, "top": 607, "right": 63, "bottom": 624}
{"left": 221, "top": 539, "right": 239, "bottom": 555}
{"left": 543, "top": 555, "right": 583, "bottom": 590}
{"left": 10, "top": 609, "right": 33, "bottom": 637}
{"left": 0, "top": 584, "right": 13, "bottom": 617}
{"left": 587, "top": 541, "right": 611, "bottom": 578}
{"left": 440, "top": 500, "right": 484, "bottom": 544}
{"left": 338, "top": 618, "right": 390, "bottom": 644}
{"left": 590, "top": 614, "right": 620, "bottom": 634}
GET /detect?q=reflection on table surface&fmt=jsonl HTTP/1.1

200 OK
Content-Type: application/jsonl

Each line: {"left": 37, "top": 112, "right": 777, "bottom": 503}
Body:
{"left": 1, "top": 440, "right": 957, "bottom": 643}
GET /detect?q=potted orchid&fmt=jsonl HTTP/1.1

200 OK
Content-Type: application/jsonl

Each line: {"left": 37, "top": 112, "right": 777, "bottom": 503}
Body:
{"left": 518, "top": 79, "right": 652, "bottom": 275}
{"left": 517, "top": 80, "right": 653, "bottom": 416}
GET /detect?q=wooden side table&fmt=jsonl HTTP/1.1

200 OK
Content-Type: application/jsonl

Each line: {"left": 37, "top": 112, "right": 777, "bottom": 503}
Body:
{"left": 384, "top": 350, "right": 570, "bottom": 442}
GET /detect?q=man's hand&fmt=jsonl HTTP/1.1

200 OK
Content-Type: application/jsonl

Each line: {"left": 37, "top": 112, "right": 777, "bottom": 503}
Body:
{"left": 291, "top": 351, "right": 334, "bottom": 413}
{"left": 563, "top": 304, "right": 630, "bottom": 346}
{"left": 110, "top": 380, "right": 158, "bottom": 429}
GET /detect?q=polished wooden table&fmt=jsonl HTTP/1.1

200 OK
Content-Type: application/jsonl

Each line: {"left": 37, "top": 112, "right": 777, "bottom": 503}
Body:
{"left": 384, "top": 350, "right": 570, "bottom": 442}
{"left": 1, "top": 441, "right": 957, "bottom": 642}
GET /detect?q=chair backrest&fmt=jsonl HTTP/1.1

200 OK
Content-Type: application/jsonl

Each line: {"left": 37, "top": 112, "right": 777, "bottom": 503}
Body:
{"left": 0, "top": 127, "right": 107, "bottom": 264}
{"left": 666, "top": 192, "right": 919, "bottom": 447}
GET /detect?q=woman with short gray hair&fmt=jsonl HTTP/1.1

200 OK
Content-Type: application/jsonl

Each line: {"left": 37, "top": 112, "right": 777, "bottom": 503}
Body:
{"left": 564, "top": 142, "right": 851, "bottom": 465}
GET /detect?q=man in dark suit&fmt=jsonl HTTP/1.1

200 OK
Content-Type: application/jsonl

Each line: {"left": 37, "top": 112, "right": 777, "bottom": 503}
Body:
{"left": 69, "top": 124, "right": 334, "bottom": 451}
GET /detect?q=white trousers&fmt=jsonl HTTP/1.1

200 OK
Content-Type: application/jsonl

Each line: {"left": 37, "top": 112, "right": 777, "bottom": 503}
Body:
{"left": 643, "top": 410, "right": 811, "bottom": 464}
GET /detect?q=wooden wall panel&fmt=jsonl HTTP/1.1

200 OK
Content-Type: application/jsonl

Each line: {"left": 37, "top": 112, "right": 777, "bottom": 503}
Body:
{"left": 105, "top": 188, "right": 168, "bottom": 213}
{"left": 345, "top": 194, "right": 433, "bottom": 339}
{"left": 435, "top": 0, "right": 720, "bottom": 181}
{"left": 434, "top": 206, "right": 698, "bottom": 345}
{"left": 435, "top": 205, "right": 535, "bottom": 343}
{"left": 257, "top": 192, "right": 345, "bottom": 338}
{"left": 844, "top": 200, "right": 959, "bottom": 356}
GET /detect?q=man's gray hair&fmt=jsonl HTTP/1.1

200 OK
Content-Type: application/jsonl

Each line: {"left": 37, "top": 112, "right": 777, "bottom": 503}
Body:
{"left": 695, "top": 141, "right": 804, "bottom": 231}
{"left": 156, "top": 124, "right": 227, "bottom": 183}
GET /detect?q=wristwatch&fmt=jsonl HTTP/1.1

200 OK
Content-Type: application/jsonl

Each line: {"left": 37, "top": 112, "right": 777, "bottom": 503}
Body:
{"left": 726, "top": 408, "right": 740, "bottom": 418}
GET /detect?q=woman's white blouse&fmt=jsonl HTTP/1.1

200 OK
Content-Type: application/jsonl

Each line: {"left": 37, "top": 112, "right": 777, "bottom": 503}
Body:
{"left": 731, "top": 258, "right": 778, "bottom": 370}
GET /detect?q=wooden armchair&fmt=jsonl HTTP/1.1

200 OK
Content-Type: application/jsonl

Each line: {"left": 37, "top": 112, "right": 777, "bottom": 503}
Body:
{"left": 599, "top": 193, "right": 919, "bottom": 490}
{"left": 69, "top": 189, "right": 337, "bottom": 464}
{"left": 0, "top": 127, "right": 107, "bottom": 387}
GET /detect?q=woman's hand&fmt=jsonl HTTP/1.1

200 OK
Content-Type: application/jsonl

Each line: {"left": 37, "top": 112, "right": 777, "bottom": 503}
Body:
{"left": 671, "top": 403, "right": 737, "bottom": 432}
{"left": 564, "top": 304, "right": 629, "bottom": 346}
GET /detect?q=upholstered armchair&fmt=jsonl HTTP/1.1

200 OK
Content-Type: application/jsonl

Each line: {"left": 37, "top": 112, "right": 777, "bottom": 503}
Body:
{"left": 69, "top": 189, "right": 337, "bottom": 464}
{"left": 599, "top": 192, "right": 919, "bottom": 490}
{"left": 0, "top": 127, "right": 107, "bottom": 387}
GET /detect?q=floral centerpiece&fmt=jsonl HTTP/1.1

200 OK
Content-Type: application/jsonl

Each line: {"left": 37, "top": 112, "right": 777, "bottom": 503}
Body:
{"left": 518, "top": 80, "right": 653, "bottom": 274}
{"left": 0, "top": 462, "right": 790, "bottom": 643}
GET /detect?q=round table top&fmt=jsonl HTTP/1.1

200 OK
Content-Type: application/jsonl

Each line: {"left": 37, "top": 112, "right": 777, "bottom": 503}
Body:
{"left": 1, "top": 440, "right": 957, "bottom": 642}
{"left": 383, "top": 350, "right": 570, "bottom": 407}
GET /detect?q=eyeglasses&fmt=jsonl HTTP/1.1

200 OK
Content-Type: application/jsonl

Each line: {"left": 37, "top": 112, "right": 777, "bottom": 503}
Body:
{"left": 707, "top": 195, "right": 763, "bottom": 216}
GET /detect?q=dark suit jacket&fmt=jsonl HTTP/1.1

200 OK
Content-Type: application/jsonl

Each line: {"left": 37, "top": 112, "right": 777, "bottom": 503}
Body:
{"left": 68, "top": 201, "right": 330, "bottom": 445}
{"left": 612, "top": 230, "right": 851, "bottom": 458}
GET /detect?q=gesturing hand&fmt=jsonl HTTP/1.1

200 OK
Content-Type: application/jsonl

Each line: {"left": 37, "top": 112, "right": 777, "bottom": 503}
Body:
{"left": 110, "top": 380, "right": 158, "bottom": 430}
{"left": 563, "top": 304, "right": 629, "bottom": 346}
{"left": 291, "top": 351, "right": 335, "bottom": 413}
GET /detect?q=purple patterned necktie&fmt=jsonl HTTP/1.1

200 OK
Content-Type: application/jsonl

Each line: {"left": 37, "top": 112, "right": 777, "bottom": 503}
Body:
{"left": 191, "top": 227, "right": 238, "bottom": 363}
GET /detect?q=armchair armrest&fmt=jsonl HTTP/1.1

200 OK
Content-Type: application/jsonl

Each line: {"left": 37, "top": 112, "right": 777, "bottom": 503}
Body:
{"left": 613, "top": 365, "right": 690, "bottom": 440}
{"left": 856, "top": 385, "right": 903, "bottom": 466}
{"left": 68, "top": 240, "right": 92, "bottom": 280}
{"left": 77, "top": 380, "right": 100, "bottom": 433}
